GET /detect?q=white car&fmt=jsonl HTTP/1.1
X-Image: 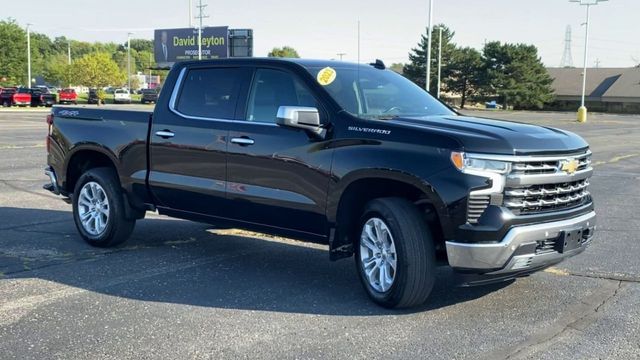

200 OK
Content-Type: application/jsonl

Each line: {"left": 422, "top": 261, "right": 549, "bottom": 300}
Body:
{"left": 113, "top": 89, "right": 131, "bottom": 104}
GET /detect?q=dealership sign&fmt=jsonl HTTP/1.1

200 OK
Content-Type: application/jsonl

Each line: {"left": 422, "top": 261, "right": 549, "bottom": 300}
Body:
{"left": 154, "top": 27, "right": 229, "bottom": 64}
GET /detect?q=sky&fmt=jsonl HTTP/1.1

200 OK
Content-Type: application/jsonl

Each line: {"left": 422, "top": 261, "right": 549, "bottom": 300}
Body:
{"left": 5, "top": 0, "right": 639, "bottom": 67}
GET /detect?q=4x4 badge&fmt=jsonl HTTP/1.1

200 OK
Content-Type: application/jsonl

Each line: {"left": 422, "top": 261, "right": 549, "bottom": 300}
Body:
{"left": 560, "top": 159, "right": 579, "bottom": 174}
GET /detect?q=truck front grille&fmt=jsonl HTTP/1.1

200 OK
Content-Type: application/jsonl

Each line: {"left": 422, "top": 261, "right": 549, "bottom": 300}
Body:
{"left": 503, "top": 151, "right": 593, "bottom": 216}
{"left": 504, "top": 179, "right": 590, "bottom": 215}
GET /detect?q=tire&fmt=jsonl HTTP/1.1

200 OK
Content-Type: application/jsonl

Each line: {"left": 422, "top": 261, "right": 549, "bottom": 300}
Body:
{"left": 2, "top": 100, "right": 8, "bottom": 107}
{"left": 72, "top": 167, "right": 135, "bottom": 247}
{"left": 355, "top": 197, "right": 436, "bottom": 308}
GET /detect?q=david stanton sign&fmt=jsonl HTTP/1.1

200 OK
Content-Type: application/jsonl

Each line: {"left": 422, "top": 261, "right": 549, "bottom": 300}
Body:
{"left": 154, "top": 27, "right": 229, "bottom": 64}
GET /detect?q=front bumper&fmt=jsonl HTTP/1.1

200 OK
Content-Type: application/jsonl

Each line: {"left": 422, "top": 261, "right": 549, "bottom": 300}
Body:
{"left": 446, "top": 211, "right": 596, "bottom": 274}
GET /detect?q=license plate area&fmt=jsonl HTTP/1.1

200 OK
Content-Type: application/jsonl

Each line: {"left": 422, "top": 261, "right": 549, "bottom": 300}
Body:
{"left": 557, "top": 228, "right": 584, "bottom": 253}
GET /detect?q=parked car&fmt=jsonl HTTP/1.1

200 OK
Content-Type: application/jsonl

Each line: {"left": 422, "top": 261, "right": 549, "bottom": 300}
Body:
{"left": 29, "top": 88, "right": 56, "bottom": 107}
{"left": 87, "top": 88, "right": 100, "bottom": 104}
{"left": 1, "top": 87, "right": 31, "bottom": 107}
{"left": 113, "top": 88, "right": 131, "bottom": 104}
{"left": 140, "top": 89, "right": 158, "bottom": 104}
{"left": 58, "top": 88, "right": 78, "bottom": 105}
{"left": 44, "top": 58, "right": 596, "bottom": 308}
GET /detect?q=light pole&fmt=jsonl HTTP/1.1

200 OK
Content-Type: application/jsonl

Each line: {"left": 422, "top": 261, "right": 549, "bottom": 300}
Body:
{"left": 570, "top": 0, "right": 608, "bottom": 122}
{"left": 436, "top": 26, "right": 443, "bottom": 99}
{"left": 127, "top": 32, "right": 133, "bottom": 91}
{"left": 425, "top": 0, "right": 433, "bottom": 93}
{"left": 337, "top": 53, "right": 346, "bottom": 61}
{"left": 26, "top": 23, "right": 32, "bottom": 87}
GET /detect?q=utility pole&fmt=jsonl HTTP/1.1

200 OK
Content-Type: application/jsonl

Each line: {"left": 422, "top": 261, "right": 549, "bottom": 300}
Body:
{"left": 337, "top": 53, "right": 346, "bottom": 61}
{"left": 189, "top": 0, "right": 193, "bottom": 27}
{"left": 436, "top": 26, "right": 443, "bottom": 99}
{"left": 594, "top": 58, "right": 601, "bottom": 68}
{"left": 149, "top": 52, "right": 152, "bottom": 88}
{"left": 127, "top": 32, "right": 133, "bottom": 90}
{"left": 67, "top": 41, "right": 71, "bottom": 65}
{"left": 26, "top": 24, "right": 32, "bottom": 87}
{"left": 425, "top": 0, "right": 433, "bottom": 92}
{"left": 196, "top": 0, "right": 209, "bottom": 60}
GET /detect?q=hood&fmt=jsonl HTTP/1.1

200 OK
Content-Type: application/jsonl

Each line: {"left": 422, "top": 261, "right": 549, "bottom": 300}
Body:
{"left": 389, "top": 115, "right": 589, "bottom": 155}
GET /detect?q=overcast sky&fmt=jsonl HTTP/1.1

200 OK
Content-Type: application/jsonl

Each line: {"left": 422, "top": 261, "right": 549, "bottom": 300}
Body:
{"left": 6, "top": 0, "right": 639, "bottom": 67}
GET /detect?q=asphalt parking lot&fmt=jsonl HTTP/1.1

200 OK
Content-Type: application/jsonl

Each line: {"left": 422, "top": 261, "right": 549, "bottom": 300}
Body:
{"left": 0, "top": 108, "right": 639, "bottom": 359}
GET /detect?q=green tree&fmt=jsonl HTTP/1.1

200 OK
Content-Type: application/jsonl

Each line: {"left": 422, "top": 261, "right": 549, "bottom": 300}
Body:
{"left": 482, "top": 41, "right": 554, "bottom": 109}
{"left": 43, "top": 54, "right": 74, "bottom": 87}
{"left": 73, "top": 52, "right": 125, "bottom": 88}
{"left": 443, "top": 47, "right": 484, "bottom": 108}
{"left": 389, "top": 63, "right": 404, "bottom": 74}
{"left": 268, "top": 46, "right": 300, "bottom": 58}
{"left": 0, "top": 19, "right": 27, "bottom": 86}
{"left": 403, "top": 24, "right": 456, "bottom": 93}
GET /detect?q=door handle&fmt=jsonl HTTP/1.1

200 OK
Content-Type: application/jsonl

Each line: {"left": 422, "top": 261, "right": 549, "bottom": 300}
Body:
{"left": 230, "top": 137, "right": 255, "bottom": 146}
{"left": 155, "top": 130, "right": 175, "bottom": 139}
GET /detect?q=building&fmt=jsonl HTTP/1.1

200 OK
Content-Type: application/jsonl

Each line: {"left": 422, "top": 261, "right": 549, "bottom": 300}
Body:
{"left": 546, "top": 67, "right": 640, "bottom": 114}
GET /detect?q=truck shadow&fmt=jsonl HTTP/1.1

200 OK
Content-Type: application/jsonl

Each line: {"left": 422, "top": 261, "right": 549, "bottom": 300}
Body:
{"left": 0, "top": 207, "right": 512, "bottom": 316}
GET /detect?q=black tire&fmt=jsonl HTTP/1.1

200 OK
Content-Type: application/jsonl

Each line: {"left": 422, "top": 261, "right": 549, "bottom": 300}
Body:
{"left": 2, "top": 100, "right": 8, "bottom": 107}
{"left": 72, "top": 167, "right": 135, "bottom": 247}
{"left": 355, "top": 197, "right": 436, "bottom": 308}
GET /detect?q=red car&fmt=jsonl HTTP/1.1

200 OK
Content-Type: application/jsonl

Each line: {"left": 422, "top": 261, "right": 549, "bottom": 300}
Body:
{"left": 58, "top": 88, "right": 78, "bottom": 105}
{"left": 0, "top": 87, "right": 31, "bottom": 107}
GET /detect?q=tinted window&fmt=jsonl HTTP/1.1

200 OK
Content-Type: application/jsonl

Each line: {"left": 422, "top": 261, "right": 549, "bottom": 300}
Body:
{"left": 304, "top": 65, "right": 454, "bottom": 119}
{"left": 246, "top": 68, "right": 318, "bottom": 123}
{"left": 177, "top": 67, "right": 248, "bottom": 120}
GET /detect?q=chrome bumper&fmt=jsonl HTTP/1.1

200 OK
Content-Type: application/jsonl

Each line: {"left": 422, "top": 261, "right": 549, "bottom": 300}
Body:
{"left": 44, "top": 167, "right": 60, "bottom": 195}
{"left": 446, "top": 211, "right": 596, "bottom": 274}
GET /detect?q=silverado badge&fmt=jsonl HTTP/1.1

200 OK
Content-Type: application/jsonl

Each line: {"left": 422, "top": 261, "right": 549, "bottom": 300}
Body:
{"left": 560, "top": 159, "right": 579, "bottom": 174}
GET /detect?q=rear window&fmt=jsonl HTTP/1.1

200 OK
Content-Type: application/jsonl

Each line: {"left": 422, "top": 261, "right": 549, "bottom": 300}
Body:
{"left": 61, "top": 89, "right": 75, "bottom": 94}
{"left": 176, "top": 67, "right": 250, "bottom": 120}
{"left": 115, "top": 89, "right": 128, "bottom": 94}
{"left": 142, "top": 89, "right": 156, "bottom": 94}
{"left": 17, "top": 88, "right": 30, "bottom": 94}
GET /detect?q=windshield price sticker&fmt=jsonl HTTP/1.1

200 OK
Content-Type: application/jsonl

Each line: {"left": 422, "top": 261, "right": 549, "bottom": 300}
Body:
{"left": 317, "top": 67, "right": 337, "bottom": 86}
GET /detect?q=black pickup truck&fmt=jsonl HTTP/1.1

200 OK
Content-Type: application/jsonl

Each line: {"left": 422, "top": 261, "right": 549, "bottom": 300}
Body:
{"left": 44, "top": 58, "right": 595, "bottom": 308}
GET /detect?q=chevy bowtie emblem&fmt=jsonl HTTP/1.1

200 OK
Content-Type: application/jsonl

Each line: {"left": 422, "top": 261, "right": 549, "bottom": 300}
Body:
{"left": 560, "top": 159, "right": 579, "bottom": 174}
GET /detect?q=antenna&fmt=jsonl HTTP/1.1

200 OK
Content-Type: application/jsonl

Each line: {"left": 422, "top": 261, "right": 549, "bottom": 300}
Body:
{"left": 560, "top": 25, "right": 574, "bottom": 68}
{"left": 195, "top": 0, "right": 209, "bottom": 60}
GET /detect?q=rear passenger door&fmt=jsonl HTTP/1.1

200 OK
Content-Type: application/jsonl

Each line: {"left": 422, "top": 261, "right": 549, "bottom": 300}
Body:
{"left": 226, "top": 67, "right": 333, "bottom": 237}
{"left": 148, "top": 65, "right": 252, "bottom": 217}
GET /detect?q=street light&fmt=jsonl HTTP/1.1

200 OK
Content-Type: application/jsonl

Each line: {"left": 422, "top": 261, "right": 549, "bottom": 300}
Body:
{"left": 425, "top": 0, "right": 434, "bottom": 93}
{"left": 570, "top": 0, "right": 608, "bottom": 123}
{"left": 26, "top": 23, "right": 32, "bottom": 88}
{"left": 127, "top": 32, "right": 133, "bottom": 91}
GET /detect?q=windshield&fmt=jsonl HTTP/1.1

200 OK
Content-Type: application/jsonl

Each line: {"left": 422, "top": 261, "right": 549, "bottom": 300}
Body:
{"left": 115, "top": 90, "right": 128, "bottom": 94}
{"left": 305, "top": 65, "right": 454, "bottom": 119}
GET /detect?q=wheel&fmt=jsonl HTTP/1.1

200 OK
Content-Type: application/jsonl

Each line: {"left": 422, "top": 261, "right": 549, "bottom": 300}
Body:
{"left": 2, "top": 100, "right": 8, "bottom": 107}
{"left": 355, "top": 197, "right": 436, "bottom": 308}
{"left": 72, "top": 167, "right": 135, "bottom": 247}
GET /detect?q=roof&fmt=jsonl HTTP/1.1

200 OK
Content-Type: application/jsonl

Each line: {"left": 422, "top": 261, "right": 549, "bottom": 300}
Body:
{"left": 547, "top": 67, "right": 640, "bottom": 100}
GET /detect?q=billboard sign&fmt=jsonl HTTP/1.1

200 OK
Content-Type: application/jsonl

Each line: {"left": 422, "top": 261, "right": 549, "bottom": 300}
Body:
{"left": 154, "top": 27, "right": 228, "bottom": 64}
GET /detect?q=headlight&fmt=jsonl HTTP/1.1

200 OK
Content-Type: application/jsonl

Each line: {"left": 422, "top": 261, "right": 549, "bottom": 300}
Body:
{"left": 450, "top": 152, "right": 511, "bottom": 174}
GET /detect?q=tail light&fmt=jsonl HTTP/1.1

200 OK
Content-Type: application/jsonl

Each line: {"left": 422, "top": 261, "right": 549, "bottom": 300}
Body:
{"left": 40, "top": 95, "right": 44, "bottom": 102}
{"left": 46, "top": 114, "right": 54, "bottom": 125}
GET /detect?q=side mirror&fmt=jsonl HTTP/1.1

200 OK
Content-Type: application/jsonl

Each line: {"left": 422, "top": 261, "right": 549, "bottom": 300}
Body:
{"left": 276, "top": 106, "right": 322, "bottom": 134}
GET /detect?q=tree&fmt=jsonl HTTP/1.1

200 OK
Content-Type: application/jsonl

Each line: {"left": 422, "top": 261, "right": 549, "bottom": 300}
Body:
{"left": 403, "top": 24, "right": 456, "bottom": 93}
{"left": 73, "top": 52, "right": 125, "bottom": 88}
{"left": 389, "top": 63, "right": 404, "bottom": 74}
{"left": 268, "top": 46, "right": 300, "bottom": 58}
{"left": 0, "top": 19, "right": 27, "bottom": 86}
{"left": 443, "top": 47, "right": 484, "bottom": 108}
{"left": 482, "top": 41, "right": 554, "bottom": 109}
{"left": 43, "top": 54, "right": 74, "bottom": 87}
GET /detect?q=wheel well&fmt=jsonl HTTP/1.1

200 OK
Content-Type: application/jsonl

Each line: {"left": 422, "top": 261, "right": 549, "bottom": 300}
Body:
{"left": 334, "top": 178, "right": 446, "bottom": 260}
{"left": 66, "top": 150, "right": 118, "bottom": 193}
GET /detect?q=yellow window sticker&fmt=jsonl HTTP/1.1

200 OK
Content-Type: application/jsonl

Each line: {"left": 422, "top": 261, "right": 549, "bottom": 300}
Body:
{"left": 317, "top": 67, "right": 337, "bottom": 86}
